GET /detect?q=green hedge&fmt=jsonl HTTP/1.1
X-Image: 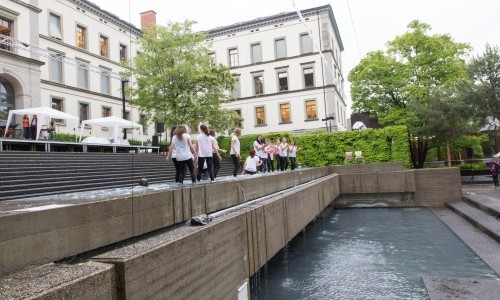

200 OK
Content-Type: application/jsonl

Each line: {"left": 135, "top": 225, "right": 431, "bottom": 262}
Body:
{"left": 217, "top": 125, "right": 410, "bottom": 168}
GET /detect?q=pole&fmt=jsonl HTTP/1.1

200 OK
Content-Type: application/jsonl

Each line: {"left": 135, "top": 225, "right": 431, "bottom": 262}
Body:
{"left": 121, "top": 79, "right": 129, "bottom": 140}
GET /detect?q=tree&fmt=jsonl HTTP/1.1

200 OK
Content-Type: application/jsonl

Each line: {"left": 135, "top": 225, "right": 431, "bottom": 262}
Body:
{"left": 348, "top": 20, "right": 470, "bottom": 168}
{"left": 128, "top": 20, "right": 240, "bottom": 133}
{"left": 469, "top": 44, "right": 500, "bottom": 130}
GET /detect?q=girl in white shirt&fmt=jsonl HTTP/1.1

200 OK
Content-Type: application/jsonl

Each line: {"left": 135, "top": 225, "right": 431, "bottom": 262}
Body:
{"left": 230, "top": 128, "right": 241, "bottom": 177}
{"left": 166, "top": 125, "right": 197, "bottom": 183}
{"left": 288, "top": 140, "right": 300, "bottom": 170}
{"left": 209, "top": 129, "right": 226, "bottom": 179}
{"left": 279, "top": 137, "right": 289, "bottom": 171}
{"left": 195, "top": 124, "right": 218, "bottom": 182}
{"left": 243, "top": 149, "right": 262, "bottom": 175}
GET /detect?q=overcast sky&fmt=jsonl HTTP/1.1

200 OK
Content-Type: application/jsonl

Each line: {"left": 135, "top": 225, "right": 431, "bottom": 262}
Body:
{"left": 91, "top": 0, "right": 500, "bottom": 110}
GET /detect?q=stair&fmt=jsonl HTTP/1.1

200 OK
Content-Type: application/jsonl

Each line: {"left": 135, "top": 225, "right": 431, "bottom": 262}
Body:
{"left": 0, "top": 152, "right": 235, "bottom": 201}
{"left": 445, "top": 194, "right": 500, "bottom": 243}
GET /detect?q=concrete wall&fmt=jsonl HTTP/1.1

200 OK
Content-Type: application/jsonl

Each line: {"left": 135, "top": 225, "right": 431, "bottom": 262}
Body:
{"left": 0, "top": 167, "right": 330, "bottom": 276}
{"left": 88, "top": 174, "right": 339, "bottom": 300}
{"left": 332, "top": 162, "right": 404, "bottom": 174}
{"left": 411, "top": 168, "right": 462, "bottom": 207}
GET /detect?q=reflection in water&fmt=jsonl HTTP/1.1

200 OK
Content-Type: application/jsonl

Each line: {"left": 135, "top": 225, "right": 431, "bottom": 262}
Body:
{"left": 251, "top": 208, "right": 497, "bottom": 300}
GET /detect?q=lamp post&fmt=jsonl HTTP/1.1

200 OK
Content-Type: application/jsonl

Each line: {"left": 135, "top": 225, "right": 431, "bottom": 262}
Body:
{"left": 321, "top": 115, "right": 335, "bottom": 132}
{"left": 121, "top": 79, "right": 129, "bottom": 140}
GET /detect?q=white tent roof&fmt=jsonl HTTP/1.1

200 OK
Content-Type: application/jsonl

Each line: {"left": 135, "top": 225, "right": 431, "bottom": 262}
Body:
{"left": 4, "top": 107, "right": 78, "bottom": 140}
{"left": 79, "top": 116, "right": 143, "bottom": 145}
{"left": 352, "top": 121, "right": 367, "bottom": 130}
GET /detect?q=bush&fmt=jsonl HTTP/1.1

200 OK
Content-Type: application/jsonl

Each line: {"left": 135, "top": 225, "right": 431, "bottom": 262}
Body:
{"left": 54, "top": 133, "right": 81, "bottom": 142}
{"left": 217, "top": 125, "right": 410, "bottom": 168}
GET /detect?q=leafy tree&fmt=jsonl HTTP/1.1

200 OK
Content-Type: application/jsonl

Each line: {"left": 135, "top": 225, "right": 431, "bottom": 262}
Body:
{"left": 468, "top": 44, "right": 500, "bottom": 130}
{"left": 348, "top": 20, "right": 470, "bottom": 168}
{"left": 127, "top": 20, "right": 240, "bottom": 133}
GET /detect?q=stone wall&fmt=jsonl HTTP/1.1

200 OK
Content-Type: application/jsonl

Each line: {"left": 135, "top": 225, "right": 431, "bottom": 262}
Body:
{"left": 0, "top": 167, "right": 330, "bottom": 276}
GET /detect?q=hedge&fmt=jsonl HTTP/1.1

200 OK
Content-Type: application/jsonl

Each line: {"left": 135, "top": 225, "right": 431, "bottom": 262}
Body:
{"left": 217, "top": 125, "right": 411, "bottom": 168}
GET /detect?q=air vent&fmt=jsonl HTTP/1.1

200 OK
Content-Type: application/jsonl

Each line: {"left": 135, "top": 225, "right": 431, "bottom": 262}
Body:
{"left": 76, "top": 7, "right": 80, "bottom": 10}
{"left": 82, "top": 10, "right": 86, "bottom": 13}
{"left": 255, "top": 29, "right": 259, "bottom": 31}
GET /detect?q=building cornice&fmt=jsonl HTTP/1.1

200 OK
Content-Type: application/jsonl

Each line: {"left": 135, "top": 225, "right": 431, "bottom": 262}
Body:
{"left": 0, "top": 49, "right": 45, "bottom": 66}
{"left": 41, "top": 79, "right": 123, "bottom": 101}
{"left": 67, "top": 0, "right": 142, "bottom": 37}
{"left": 8, "top": 0, "right": 42, "bottom": 13}
{"left": 234, "top": 84, "right": 343, "bottom": 102}
{"left": 206, "top": 5, "right": 343, "bottom": 51}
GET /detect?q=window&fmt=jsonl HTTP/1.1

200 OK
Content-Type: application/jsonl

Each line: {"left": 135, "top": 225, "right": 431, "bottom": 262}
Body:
{"left": 76, "top": 60, "right": 89, "bottom": 89}
{"left": 102, "top": 106, "right": 111, "bottom": 117}
{"left": 124, "top": 111, "right": 130, "bottom": 121}
{"left": 208, "top": 52, "right": 216, "bottom": 65}
{"left": 251, "top": 43, "right": 262, "bottom": 64}
{"left": 139, "top": 114, "right": 148, "bottom": 134}
{"left": 0, "top": 16, "right": 13, "bottom": 51}
{"left": 278, "top": 72, "right": 288, "bottom": 91}
{"left": 280, "top": 103, "right": 291, "bottom": 123}
{"left": 49, "top": 13, "right": 62, "bottom": 40}
{"left": 51, "top": 97, "right": 64, "bottom": 123}
{"left": 255, "top": 106, "right": 266, "bottom": 126}
{"left": 303, "top": 67, "right": 314, "bottom": 88}
{"left": 99, "top": 35, "right": 108, "bottom": 57}
{"left": 275, "top": 38, "right": 286, "bottom": 59}
{"left": 234, "top": 109, "right": 243, "bottom": 128}
{"left": 231, "top": 77, "right": 240, "bottom": 99}
{"left": 119, "top": 44, "right": 127, "bottom": 61}
{"left": 79, "top": 102, "right": 89, "bottom": 122}
{"left": 305, "top": 100, "right": 317, "bottom": 120}
{"left": 228, "top": 48, "right": 238, "bottom": 67}
{"left": 50, "top": 52, "right": 63, "bottom": 83}
{"left": 76, "top": 25, "right": 86, "bottom": 49}
{"left": 100, "top": 67, "right": 111, "bottom": 95}
{"left": 300, "top": 33, "right": 313, "bottom": 54}
{"left": 253, "top": 75, "right": 264, "bottom": 95}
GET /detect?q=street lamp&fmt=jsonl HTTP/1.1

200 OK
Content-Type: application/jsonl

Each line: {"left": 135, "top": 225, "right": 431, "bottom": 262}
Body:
{"left": 121, "top": 79, "right": 129, "bottom": 140}
{"left": 321, "top": 115, "right": 335, "bottom": 132}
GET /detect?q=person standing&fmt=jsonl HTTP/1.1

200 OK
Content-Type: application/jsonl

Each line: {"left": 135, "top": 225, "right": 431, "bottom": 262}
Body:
{"left": 279, "top": 137, "right": 289, "bottom": 171}
{"left": 275, "top": 138, "right": 282, "bottom": 171}
{"left": 491, "top": 159, "right": 500, "bottom": 189}
{"left": 30, "top": 114, "right": 37, "bottom": 139}
{"left": 22, "top": 114, "right": 30, "bottom": 139}
{"left": 209, "top": 129, "right": 226, "bottom": 179}
{"left": 288, "top": 140, "right": 300, "bottom": 170}
{"left": 169, "top": 126, "right": 181, "bottom": 183}
{"left": 230, "top": 128, "right": 241, "bottom": 177}
{"left": 195, "top": 124, "right": 217, "bottom": 182}
{"left": 264, "top": 138, "right": 274, "bottom": 172}
{"left": 253, "top": 136, "right": 264, "bottom": 173}
{"left": 166, "top": 125, "right": 197, "bottom": 184}
{"left": 242, "top": 149, "right": 262, "bottom": 175}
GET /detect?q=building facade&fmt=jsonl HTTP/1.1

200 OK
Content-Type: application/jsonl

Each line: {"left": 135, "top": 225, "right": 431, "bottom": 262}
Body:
{"left": 207, "top": 5, "right": 347, "bottom": 135}
{"left": 0, "top": 0, "right": 153, "bottom": 141}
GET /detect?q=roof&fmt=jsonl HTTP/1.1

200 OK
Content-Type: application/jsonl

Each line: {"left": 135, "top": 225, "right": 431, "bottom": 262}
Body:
{"left": 68, "top": 0, "right": 142, "bottom": 36}
{"left": 206, "top": 4, "right": 344, "bottom": 51}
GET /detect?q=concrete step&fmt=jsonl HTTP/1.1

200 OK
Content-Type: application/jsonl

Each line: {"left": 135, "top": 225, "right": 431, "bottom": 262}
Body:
{"left": 446, "top": 201, "right": 500, "bottom": 243}
{"left": 462, "top": 193, "right": 500, "bottom": 217}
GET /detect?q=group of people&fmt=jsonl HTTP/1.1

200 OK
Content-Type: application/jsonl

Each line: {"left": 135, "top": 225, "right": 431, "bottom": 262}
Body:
{"left": 243, "top": 135, "right": 300, "bottom": 175}
{"left": 20, "top": 114, "right": 56, "bottom": 140}
{"left": 165, "top": 126, "right": 301, "bottom": 184}
{"left": 166, "top": 124, "right": 226, "bottom": 184}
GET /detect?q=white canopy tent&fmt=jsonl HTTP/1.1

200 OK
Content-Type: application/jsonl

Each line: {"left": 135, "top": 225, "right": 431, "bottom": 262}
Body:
{"left": 79, "top": 116, "right": 143, "bottom": 145}
{"left": 4, "top": 107, "right": 78, "bottom": 140}
{"left": 352, "top": 121, "right": 368, "bottom": 130}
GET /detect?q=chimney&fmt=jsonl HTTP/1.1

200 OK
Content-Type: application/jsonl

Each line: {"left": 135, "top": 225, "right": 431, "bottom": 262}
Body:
{"left": 140, "top": 10, "right": 156, "bottom": 31}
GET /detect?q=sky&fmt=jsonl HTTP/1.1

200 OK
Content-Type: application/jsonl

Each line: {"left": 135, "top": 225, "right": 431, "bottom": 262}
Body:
{"left": 90, "top": 0, "right": 500, "bottom": 111}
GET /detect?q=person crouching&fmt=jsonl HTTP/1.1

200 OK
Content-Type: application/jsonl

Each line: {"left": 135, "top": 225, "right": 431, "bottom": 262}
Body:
{"left": 243, "top": 149, "right": 262, "bottom": 175}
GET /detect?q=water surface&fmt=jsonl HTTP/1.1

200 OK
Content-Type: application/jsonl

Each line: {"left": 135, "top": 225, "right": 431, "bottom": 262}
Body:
{"left": 251, "top": 207, "right": 497, "bottom": 299}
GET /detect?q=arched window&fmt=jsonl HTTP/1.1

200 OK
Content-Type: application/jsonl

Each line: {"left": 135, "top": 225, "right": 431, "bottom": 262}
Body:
{"left": 0, "top": 76, "right": 15, "bottom": 120}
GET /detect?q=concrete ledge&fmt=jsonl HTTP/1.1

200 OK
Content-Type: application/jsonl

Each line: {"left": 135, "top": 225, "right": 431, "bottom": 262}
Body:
{"left": 423, "top": 276, "right": 500, "bottom": 300}
{"left": 332, "top": 162, "right": 404, "bottom": 174}
{"left": 446, "top": 202, "right": 500, "bottom": 243}
{"left": 0, "top": 261, "right": 116, "bottom": 300}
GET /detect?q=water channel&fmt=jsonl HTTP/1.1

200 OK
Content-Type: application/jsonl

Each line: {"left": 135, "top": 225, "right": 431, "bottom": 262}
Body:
{"left": 251, "top": 207, "right": 498, "bottom": 299}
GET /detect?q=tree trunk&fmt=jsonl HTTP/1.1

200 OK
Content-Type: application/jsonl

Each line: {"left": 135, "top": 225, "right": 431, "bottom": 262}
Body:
{"left": 445, "top": 137, "right": 452, "bottom": 167}
{"left": 409, "top": 136, "right": 430, "bottom": 169}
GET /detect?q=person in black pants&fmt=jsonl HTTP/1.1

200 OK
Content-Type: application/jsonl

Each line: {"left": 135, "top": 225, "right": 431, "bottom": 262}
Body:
{"left": 195, "top": 124, "right": 217, "bottom": 182}
{"left": 230, "top": 128, "right": 241, "bottom": 177}
{"left": 166, "top": 125, "right": 197, "bottom": 184}
{"left": 210, "top": 129, "right": 226, "bottom": 179}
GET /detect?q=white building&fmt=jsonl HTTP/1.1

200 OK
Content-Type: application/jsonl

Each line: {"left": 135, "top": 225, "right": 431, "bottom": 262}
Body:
{"left": 207, "top": 5, "right": 347, "bottom": 135}
{"left": 0, "top": 0, "right": 154, "bottom": 141}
